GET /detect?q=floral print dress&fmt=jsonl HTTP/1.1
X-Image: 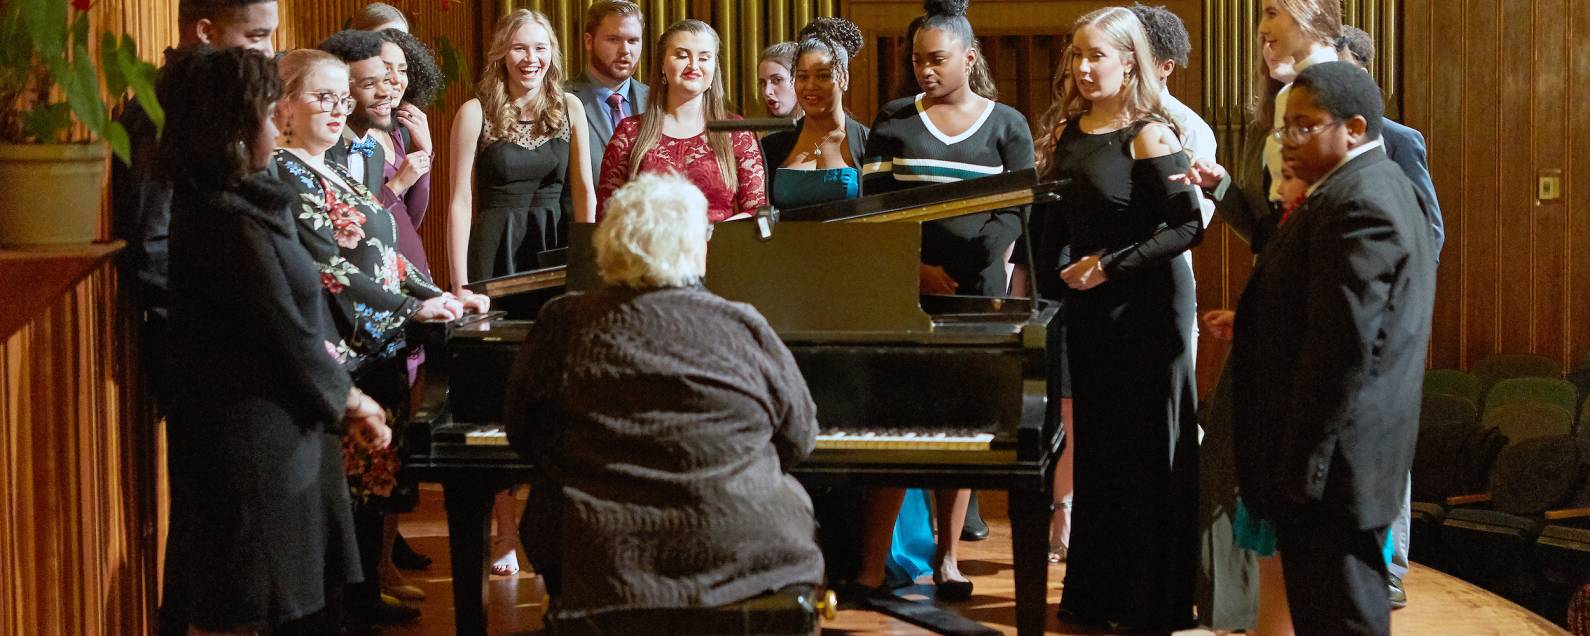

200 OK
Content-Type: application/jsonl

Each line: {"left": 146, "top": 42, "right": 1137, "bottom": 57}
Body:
{"left": 276, "top": 149, "right": 444, "bottom": 506}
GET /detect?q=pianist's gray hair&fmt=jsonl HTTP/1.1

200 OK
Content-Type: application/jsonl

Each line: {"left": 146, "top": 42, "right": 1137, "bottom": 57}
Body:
{"left": 594, "top": 172, "right": 711, "bottom": 289}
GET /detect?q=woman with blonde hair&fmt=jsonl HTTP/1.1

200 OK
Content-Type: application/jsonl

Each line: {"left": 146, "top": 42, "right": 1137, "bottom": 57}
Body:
{"left": 447, "top": 8, "right": 597, "bottom": 293}
{"left": 595, "top": 19, "right": 768, "bottom": 223}
{"left": 273, "top": 48, "right": 483, "bottom": 626}
{"left": 444, "top": 8, "right": 597, "bottom": 576}
{"left": 1014, "top": 6, "right": 1202, "bottom": 630}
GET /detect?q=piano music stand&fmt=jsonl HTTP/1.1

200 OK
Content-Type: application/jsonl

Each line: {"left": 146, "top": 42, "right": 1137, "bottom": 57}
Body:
{"left": 704, "top": 221, "right": 934, "bottom": 334}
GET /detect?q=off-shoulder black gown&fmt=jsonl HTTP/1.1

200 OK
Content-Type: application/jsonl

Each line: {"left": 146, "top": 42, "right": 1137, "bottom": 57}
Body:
{"left": 1028, "top": 122, "right": 1204, "bottom": 629}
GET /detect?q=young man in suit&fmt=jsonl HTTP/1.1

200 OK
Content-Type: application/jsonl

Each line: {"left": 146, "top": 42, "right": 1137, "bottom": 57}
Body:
{"left": 565, "top": 0, "right": 649, "bottom": 179}
{"left": 320, "top": 30, "right": 395, "bottom": 194}
{"left": 1229, "top": 62, "right": 1436, "bottom": 636}
{"left": 1335, "top": 24, "right": 1444, "bottom": 609}
{"left": 111, "top": 0, "right": 280, "bottom": 414}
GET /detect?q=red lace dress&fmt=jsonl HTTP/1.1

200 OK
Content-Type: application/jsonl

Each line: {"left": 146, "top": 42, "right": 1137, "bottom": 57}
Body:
{"left": 595, "top": 115, "right": 768, "bottom": 223}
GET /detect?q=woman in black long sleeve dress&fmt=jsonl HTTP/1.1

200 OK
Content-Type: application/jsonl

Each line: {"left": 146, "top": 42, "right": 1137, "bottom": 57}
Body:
{"left": 1022, "top": 7, "right": 1203, "bottom": 630}
{"left": 157, "top": 47, "right": 390, "bottom": 635}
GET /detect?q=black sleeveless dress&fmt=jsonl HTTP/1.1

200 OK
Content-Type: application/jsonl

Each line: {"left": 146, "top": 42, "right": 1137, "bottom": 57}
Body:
{"left": 1029, "top": 122, "right": 1203, "bottom": 629}
{"left": 468, "top": 117, "right": 571, "bottom": 283}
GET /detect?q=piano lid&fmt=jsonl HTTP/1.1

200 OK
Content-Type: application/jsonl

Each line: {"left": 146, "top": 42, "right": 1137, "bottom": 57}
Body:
{"left": 770, "top": 168, "right": 1065, "bottom": 226}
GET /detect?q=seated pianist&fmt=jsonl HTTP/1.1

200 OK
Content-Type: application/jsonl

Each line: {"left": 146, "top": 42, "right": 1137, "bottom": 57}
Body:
{"left": 503, "top": 173, "right": 826, "bottom": 633}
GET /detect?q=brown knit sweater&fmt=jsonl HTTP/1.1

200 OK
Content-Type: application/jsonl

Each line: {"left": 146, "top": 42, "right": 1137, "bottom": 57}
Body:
{"left": 505, "top": 284, "right": 824, "bottom": 618}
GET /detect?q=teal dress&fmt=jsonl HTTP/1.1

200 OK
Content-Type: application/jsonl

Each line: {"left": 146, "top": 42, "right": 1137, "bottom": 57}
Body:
{"left": 772, "top": 167, "right": 860, "bottom": 208}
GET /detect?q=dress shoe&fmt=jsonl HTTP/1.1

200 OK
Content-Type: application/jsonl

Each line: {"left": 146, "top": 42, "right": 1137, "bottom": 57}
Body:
{"left": 1389, "top": 575, "right": 1408, "bottom": 609}
{"left": 960, "top": 494, "right": 990, "bottom": 541}
{"left": 392, "top": 533, "right": 432, "bottom": 570}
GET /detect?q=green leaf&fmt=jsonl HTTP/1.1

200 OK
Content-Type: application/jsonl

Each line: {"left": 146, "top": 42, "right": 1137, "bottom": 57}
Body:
{"left": 64, "top": 42, "right": 108, "bottom": 135}
{"left": 100, "top": 32, "right": 128, "bottom": 98}
{"left": 25, "top": 0, "right": 68, "bottom": 60}
{"left": 71, "top": 11, "right": 89, "bottom": 49}
{"left": 104, "top": 121, "right": 130, "bottom": 165}
{"left": 22, "top": 103, "right": 73, "bottom": 142}
{"left": 119, "top": 34, "right": 163, "bottom": 136}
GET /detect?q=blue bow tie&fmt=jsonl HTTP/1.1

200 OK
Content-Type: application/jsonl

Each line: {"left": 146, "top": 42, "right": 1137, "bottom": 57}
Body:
{"left": 349, "top": 137, "right": 377, "bottom": 157}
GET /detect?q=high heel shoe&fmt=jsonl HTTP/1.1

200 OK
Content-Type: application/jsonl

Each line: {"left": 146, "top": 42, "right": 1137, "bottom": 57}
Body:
{"left": 1048, "top": 500, "right": 1071, "bottom": 563}
{"left": 392, "top": 532, "right": 432, "bottom": 570}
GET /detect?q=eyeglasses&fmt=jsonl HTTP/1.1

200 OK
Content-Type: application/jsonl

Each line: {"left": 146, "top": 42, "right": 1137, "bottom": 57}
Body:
{"left": 1271, "top": 119, "right": 1344, "bottom": 144}
{"left": 305, "top": 91, "right": 357, "bottom": 114}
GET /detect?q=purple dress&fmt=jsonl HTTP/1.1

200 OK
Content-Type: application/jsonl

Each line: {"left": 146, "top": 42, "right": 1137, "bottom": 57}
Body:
{"left": 379, "top": 129, "right": 432, "bottom": 276}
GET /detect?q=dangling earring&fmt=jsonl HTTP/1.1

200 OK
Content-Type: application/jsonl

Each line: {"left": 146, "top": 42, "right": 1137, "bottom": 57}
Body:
{"left": 282, "top": 120, "right": 294, "bottom": 144}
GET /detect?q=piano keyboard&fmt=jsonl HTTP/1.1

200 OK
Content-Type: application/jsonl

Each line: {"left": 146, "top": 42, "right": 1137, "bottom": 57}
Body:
{"left": 815, "top": 430, "right": 994, "bottom": 451}
{"left": 453, "top": 427, "right": 509, "bottom": 446}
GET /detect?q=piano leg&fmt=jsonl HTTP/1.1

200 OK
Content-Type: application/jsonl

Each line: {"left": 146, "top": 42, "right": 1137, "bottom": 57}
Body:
{"left": 442, "top": 480, "right": 495, "bottom": 636}
{"left": 1008, "top": 489, "right": 1054, "bottom": 636}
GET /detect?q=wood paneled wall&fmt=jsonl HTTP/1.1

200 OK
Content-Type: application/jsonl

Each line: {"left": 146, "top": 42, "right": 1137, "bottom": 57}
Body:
{"left": 0, "top": 265, "right": 157, "bottom": 636}
{"left": 1403, "top": 0, "right": 1590, "bottom": 371}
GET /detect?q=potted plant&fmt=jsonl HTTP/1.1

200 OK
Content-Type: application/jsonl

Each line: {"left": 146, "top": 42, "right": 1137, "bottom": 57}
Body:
{"left": 0, "top": 0, "right": 160, "bottom": 246}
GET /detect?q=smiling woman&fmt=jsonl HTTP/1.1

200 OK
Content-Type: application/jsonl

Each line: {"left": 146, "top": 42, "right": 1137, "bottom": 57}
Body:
{"left": 445, "top": 9, "right": 596, "bottom": 292}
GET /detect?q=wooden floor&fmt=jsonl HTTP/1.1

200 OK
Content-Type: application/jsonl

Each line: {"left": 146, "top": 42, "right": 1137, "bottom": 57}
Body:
{"left": 384, "top": 487, "right": 1566, "bottom": 636}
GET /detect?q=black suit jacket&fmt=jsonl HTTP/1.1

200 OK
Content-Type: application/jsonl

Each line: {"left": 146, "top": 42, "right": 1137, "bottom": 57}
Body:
{"left": 324, "top": 131, "right": 387, "bottom": 194}
{"left": 1229, "top": 146, "right": 1436, "bottom": 530}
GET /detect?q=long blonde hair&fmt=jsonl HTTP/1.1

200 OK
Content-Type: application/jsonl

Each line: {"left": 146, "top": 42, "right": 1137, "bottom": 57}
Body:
{"left": 1272, "top": 0, "right": 1343, "bottom": 53}
{"left": 478, "top": 9, "right": 567, "bottom": 139}
{"left": 628, "top": 20, "right": 738, "bottom": 197}
{"left": 1034, "top": 7, "right": 1181, "bottom": 175}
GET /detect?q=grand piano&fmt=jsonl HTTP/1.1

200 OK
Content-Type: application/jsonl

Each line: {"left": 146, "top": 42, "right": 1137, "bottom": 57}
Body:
{"left": 403, "top": 168, "right": 1066, "bottom": 635}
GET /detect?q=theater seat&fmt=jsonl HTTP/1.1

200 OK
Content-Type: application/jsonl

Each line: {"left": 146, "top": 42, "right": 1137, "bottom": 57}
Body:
{"left": 1486, "top": 377, "right": 1580, "bottom": 417}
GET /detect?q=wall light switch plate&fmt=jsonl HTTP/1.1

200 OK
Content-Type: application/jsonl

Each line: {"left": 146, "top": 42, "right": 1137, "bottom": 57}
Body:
{"left": 1538, "top": 169, "right": 1563, "bottom": 202}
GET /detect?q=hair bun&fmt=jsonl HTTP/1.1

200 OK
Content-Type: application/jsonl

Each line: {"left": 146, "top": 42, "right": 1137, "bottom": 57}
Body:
{"left": 923, "top": 0, "right": 969, "bottom": 18}
{"left": 799, "top": 17, "right": 864, "bottom": 57}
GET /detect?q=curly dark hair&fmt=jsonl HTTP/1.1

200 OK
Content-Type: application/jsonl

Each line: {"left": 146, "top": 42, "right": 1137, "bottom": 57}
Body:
{"left": 795, "top": 17, "right": 864, "bottom": 76}
{"left": 156, "top": 46, "right": 281, "bottom": 188}
{"left": 381, "top": 28, "right": 443, "bottom": 107}
{"left": 1130, "top": 3, "right": 1191, "bottom": 68}
{"left": 318, "top": 29, "right": 383, "bottom": 63}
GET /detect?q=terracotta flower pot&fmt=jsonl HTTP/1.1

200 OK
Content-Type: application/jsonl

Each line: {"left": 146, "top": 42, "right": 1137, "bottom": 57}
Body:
{"left": 0, "top": 143, "right": 108, "bottom": 247}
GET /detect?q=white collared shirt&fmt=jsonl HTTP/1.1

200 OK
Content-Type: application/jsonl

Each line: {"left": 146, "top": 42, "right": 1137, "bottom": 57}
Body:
{"left": 1304, "top": 138, "right": 1384, "bottom": 197}
{"left": 1267, "top": 46, "right": 1346, "bottom": 201}
{"left": 345, "top": 129, "right": 372, "bottom": 184}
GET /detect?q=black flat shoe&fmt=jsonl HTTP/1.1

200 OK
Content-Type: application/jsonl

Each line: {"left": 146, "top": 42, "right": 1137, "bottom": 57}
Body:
{"left": 932, "top": 578, "right": 973, "bottom": 601}
{"left": 392, "top": 533, "right": 431, "bottom": 570}
{"left": 960, "top": 493, "right": 990, "bottom": 541}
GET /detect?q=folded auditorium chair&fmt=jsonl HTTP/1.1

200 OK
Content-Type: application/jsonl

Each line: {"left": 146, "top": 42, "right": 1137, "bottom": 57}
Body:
{"left": 1484, "top": 403, "right": 1575, "bottom": 446}
{"left": 1486, "top": 377, "right": 1581, "bottom": 417}
{"left": 1472, "top": 353, "right": 1563, "bottom": 408}
{"left": 1410, "top": 393, "right": 1492, "bottom": 563}
{"left": 1424, "top": 368, "right": 1484, "bottom": 408}
{"left": 1438, "top": 435, "right": 1590, "bottom": 621}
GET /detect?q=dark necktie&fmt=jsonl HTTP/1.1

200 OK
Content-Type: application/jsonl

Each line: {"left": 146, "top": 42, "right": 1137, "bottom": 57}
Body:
{"left": 606, "top": 92, "right": 624, "bottom": 129}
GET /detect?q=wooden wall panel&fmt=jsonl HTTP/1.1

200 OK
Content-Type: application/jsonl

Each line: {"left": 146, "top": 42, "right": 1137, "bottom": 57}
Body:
{"left": 0, "top": 266, "right": 154, "bottom": 636}
{"left": 1572, "top": 0, "right": 1590, "bottom": 368}
{"left": 1405, "top": 0, "right": 1590, "bottom": 371}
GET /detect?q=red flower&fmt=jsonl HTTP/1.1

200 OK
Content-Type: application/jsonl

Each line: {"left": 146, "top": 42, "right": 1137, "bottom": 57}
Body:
{"left": 320, "top": 271, "right": 346, "bottom": 294}
{"left": 71, "top": 0, "right": 93, "bottom": 11}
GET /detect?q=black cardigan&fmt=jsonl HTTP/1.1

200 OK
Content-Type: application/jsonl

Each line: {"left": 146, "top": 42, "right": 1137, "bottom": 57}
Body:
{"left": 758, "top": 115, "right": 870, "bottom": 199}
